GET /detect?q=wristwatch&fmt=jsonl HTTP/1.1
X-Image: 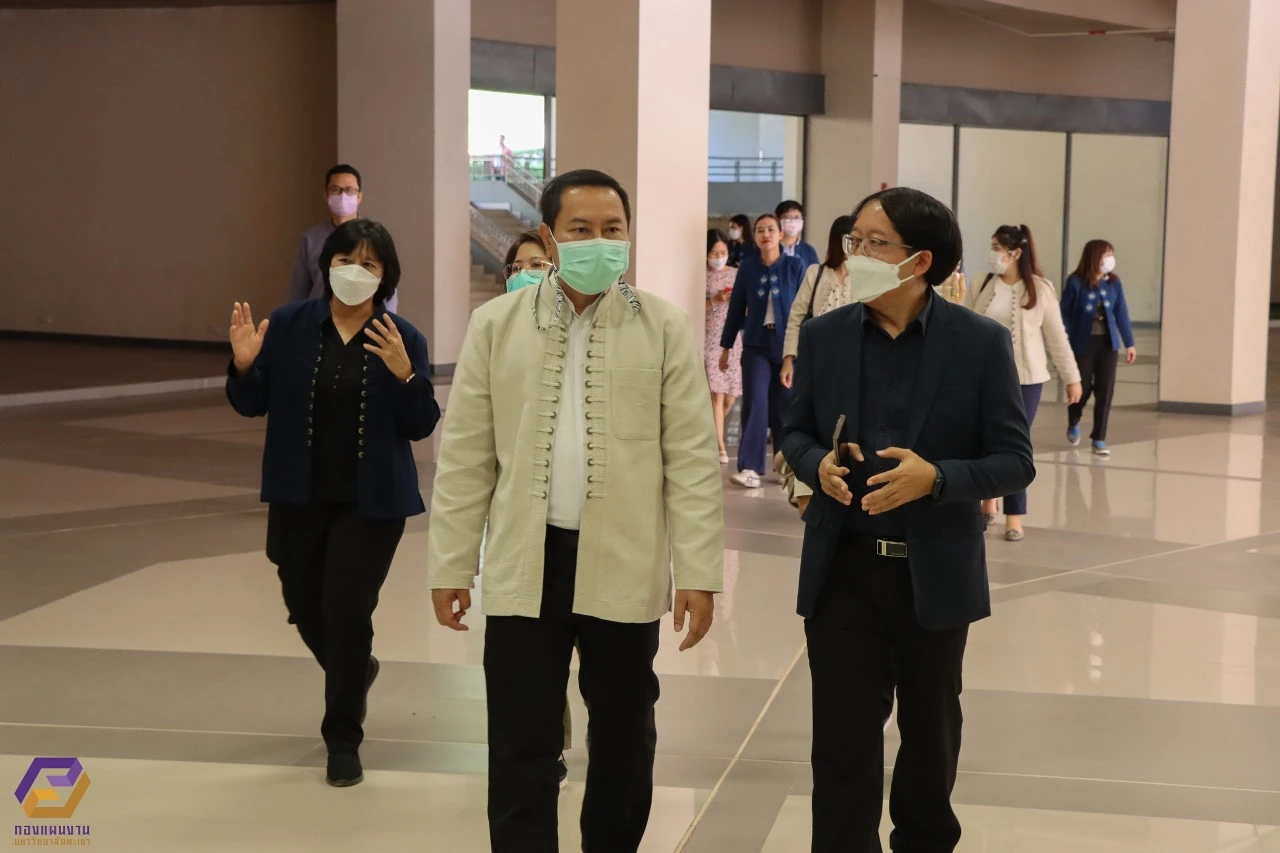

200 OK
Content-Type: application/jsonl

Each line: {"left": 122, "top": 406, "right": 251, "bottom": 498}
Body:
{"left": 930, "top": 466, "right": 946, "bottom": 501}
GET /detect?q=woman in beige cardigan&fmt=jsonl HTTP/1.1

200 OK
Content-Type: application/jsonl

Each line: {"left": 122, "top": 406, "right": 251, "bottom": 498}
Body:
{"left": 966, "top": 224, "right": 1083, "bottom": 541}
{"left": 776, "top": 215, "right": 854, "bottom": 512}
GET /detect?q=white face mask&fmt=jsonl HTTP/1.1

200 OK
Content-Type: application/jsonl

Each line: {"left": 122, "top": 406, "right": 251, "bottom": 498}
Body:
{"left": 1101, "top": 255, "right": 1116, "bottom": 274}
{"left": 329, "top": 264, "right": 382, "bottom": 306}
{"left": 728, "top": 227, "right": 743, "bottom": 241}
{"left": 708, "top": 256, "right": 729, "bottom": 271}
{"left": 845, "top": 252, "right": 921, "bottom": 304}
{"left": 780, "top": 219, "right": 804, "bottom": 238}
{"left": 989, "top": 250, "right": 1011, "bottom": 275}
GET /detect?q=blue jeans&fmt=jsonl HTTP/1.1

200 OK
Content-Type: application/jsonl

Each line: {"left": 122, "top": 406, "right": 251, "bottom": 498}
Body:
{"left": 1003, "top": 383, "right": 1043, "bottom": 516}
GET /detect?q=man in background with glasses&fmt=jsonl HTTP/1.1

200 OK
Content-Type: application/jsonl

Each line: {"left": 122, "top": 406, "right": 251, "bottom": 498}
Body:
{"left": 287, "top": 164, "right": 397, "bottom": 312}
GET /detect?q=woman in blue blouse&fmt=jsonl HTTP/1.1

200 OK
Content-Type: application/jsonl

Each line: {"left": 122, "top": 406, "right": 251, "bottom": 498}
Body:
{"left": 1060, "top": 239, "right": 1137, "bottom": 457}
{"left": 718, "top": 213, "right": 807, "bottom": 488}
{"left": 226, "top": 219, "right": 441, "bottom": 788}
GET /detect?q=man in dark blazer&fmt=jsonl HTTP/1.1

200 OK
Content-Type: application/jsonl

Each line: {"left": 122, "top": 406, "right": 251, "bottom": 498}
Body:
{"left": 780, "top": 187, "right": 1034, "bottom": 853}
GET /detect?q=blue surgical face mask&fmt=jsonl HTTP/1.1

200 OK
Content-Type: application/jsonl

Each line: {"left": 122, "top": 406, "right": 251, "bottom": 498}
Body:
{"left": 506, "top": 268, "right": 546, "bottom": 292}
{"left": 552, "top": 235, "right": 631, "bottom": 295}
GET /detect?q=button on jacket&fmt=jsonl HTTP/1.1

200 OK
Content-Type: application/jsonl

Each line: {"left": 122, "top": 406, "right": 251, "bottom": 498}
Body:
{"left": 1059, "top": 273, "right": 1136, "bottom": 355}
{"left": 426, "top": 281, "right": 725, "bottom": 624}
{"left": 720, "top": 253, "right": 807, "bottom": 354}
{"left": 965, "top": 275, "right": 1083, "bottom": 386}
{"left": 226, "top": 298, "right": 440, "bottom": 520}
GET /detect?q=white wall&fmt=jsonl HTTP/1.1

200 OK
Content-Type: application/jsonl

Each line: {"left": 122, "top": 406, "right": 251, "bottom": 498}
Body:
{"left": 1068, "top": 134, "right": 1169, "bottom": 324}
{"left": 956, "top": 128, "right": 1067, "bottom": 291}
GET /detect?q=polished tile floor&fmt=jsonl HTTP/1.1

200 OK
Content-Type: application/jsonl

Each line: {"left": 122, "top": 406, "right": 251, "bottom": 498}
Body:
{"left": 2, "top": 331, "right": 1280, "bottom": 851}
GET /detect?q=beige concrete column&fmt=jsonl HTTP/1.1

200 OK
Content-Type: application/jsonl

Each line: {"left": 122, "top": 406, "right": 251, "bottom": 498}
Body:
{"left": 806, "top": 0, "right": 903, "bottom": 238}
{"left": 1159, "top": 0, "right": 1280, "bottom": 413}
{"left": 555, "top": 0, "right": 711, "bottom": 347}
{"left": 336, "top": 0, "right": 470, "bottom": 370}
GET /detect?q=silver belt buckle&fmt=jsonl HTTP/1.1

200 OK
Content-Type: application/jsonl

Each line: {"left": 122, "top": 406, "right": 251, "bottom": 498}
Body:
{"left": 876, "top": 539, "right": 908, "bottom": 559}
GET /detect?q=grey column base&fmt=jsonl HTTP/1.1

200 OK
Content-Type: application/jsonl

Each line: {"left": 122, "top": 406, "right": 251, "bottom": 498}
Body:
{"left": 1156, "top": 400, "right": 1266, "bottom": 416}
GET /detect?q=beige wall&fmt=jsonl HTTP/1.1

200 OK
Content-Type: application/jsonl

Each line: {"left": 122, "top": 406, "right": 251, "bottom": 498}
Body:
{"left": 902, "top": 0, "right": 1174, "bottom": 101}
{"left": 473, "top": 0, "right": 823, "bottom": 73}
{"left": 473, "top": 0, "right": 1173, "bottom": 100}
{"left": 0, "top": 5, "right": 336, "bottom": 341}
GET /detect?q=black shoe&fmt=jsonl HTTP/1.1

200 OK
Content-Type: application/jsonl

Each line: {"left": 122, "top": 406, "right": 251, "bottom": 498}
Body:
{"left": 326, "top": 752, "right": 364, "bottom": 787}
{"left": 556, "top": 754, "right": 568, "bottom": 791}
{"left": 360, "top": 655, "right": 380, "bottom": 726}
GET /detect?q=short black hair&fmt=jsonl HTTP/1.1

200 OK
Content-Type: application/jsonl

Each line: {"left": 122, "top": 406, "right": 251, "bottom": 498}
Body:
{"left": 319, "top": 219, "right": 400, "bottom": 306}
{"left": 326, "top": 164, "right": 361, "bottom": 190}
{"left": 707, "top": 229, "right": 730, "bottom": 253}
{"left": 504, "top": 231, "right": 547, "bottom": 268}
{"left": 539, "top": 169, "right": 632, "bottom": 229}
{"left": 776, "top": 200, "right": 804, "bottom": 218}
{"left": 851, "top": 187, "right": 962, "bottom": 287}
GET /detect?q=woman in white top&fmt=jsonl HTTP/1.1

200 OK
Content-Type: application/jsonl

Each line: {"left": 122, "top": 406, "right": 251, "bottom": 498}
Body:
{"left": 776, "top": 215, "right": 855, "bottom": 513}
{"left": 966, "top": 224, "right": 1083, "bottom": 541}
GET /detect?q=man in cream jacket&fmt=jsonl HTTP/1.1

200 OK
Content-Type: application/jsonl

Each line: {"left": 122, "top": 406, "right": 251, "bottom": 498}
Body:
{"left": 427, "top": 169, "right": 724, "bottom": 853}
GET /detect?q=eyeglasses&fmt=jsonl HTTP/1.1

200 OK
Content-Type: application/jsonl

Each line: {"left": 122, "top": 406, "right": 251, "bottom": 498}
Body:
{"left": 843, "top": 234, "right": 913, "bottom": 259}
{"left": 326, "top": 187, "right": 359, "bottom": 197}
{"left": 503, "top": 259, "right": 553, "bottom": 278}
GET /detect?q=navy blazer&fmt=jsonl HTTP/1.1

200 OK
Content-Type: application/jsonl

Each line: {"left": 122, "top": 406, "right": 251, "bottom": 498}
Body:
{"left": 1060, "top": 273, "right": 1135, "bottom": 354}
{"left": 720, "top": 252, "right": 808, "bottom": 354}
{"left": 780, "top": 296, "right": 1035, "bottom": 630}
{"left": 226, "top": 298, "right": 441, "bottom": 520}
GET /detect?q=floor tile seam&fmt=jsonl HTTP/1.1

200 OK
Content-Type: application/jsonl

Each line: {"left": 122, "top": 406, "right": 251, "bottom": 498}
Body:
{"left": 1031, "top": 458, "right": 1275, "bottom": 483}
{"left": 0, "top": 506, "right": 266, "bottom": 541}
{"left": 0, "top": 721, "right": 748, "bottom": 760}
{"left": 990, "top": 530, "right": 1280, "bottom": 595}
{"left": 673, "top": 641, "right": 808, "bottom": 852}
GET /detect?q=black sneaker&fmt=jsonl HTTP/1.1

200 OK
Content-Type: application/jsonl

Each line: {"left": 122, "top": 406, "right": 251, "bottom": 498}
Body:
{"left": 360, "top": 655, "right": 380, "bottom": 726}
{"left": 326, "top": 752, "right": 364, "bottom": 787}
{"left": 557, "top": 754, "right": 568, "bottom": 791}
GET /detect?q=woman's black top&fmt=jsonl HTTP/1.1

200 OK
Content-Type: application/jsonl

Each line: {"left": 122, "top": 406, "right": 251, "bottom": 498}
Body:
{"left": 310, "top": 319, "right": 367, "bottom": 503}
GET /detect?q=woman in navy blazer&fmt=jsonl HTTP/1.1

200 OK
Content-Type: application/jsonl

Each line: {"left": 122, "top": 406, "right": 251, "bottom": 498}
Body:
{"left": 226, "top": 219, "right": 440, "bottom": 788}
{"left": 1060, "top": 239, "right": 1136, "bottom": 457}
{"left": 718, "top": 213, "right": 807, "bottom": 488}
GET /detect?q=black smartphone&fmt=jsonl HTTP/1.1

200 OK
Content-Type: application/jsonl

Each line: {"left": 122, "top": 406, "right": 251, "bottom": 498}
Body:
{"left": 832, "top": 414, "right": 846, "bottom": 461}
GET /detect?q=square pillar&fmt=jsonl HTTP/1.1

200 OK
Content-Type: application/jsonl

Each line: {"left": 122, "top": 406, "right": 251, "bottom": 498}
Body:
{"left": 336, "top": 0, "right": 471, "bottom": 371}
{"left": 555, "top": 0, "right": 712, "bottom": 348}
{"left": 806, "top": 0, "right": 903, "bottom": 236}
{"left": 1159, "top": 0, "right": 1280, "bottom": 413}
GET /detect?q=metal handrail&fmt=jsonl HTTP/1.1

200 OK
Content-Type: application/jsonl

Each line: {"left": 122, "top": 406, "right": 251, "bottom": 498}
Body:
{"left": 501, "top": 152, "right": 546, "bottom": 208}
{"left": 469, "top": 204, "right": 514, "bottom": 266}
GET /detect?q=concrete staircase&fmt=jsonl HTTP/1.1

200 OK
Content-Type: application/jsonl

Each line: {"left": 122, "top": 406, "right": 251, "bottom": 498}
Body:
{"left": 476, "top": 206, "right": 533, "bottom": 242}
{"left": 471, "top": 263, "right": 503, "bottom": 313}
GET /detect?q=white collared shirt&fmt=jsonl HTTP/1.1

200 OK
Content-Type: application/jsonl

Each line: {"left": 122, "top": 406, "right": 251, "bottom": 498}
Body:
{"left": 546, "top": 297, "right": 601, "bottom": 530}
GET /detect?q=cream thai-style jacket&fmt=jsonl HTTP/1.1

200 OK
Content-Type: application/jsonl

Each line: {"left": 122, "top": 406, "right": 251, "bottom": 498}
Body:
{"left": 965, "top": 275, "right": 1082, "bottom": 387}
{"left": 426, "top": 280, "right": 725, "bottom": 624}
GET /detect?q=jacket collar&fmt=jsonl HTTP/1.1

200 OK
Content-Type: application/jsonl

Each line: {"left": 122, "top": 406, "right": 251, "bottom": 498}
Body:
{"left": 838, "top": 290, "right": 958, "bottom": 448}
{"left": 533, "top": 274, "right": 642, "bottom": 331}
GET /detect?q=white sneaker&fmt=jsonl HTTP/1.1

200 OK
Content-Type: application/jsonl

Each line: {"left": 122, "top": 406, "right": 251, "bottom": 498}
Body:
{"left": 730, "top": 470, "right": 762, "bottom": 489}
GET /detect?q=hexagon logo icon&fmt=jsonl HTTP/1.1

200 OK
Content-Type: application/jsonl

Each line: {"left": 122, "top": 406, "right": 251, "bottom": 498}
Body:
{"left": 13, "top": 758, "right": 91, "bottom": 818}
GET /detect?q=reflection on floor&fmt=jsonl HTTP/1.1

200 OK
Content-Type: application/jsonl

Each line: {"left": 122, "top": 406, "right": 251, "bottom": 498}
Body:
{"left": 3, "top": 328, "right": 1280, "bottom": 851}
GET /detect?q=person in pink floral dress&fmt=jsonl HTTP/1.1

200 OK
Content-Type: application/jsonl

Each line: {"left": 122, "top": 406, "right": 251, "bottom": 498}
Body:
{"left": 705, "top": 229, "right": 741, "bottom": 463}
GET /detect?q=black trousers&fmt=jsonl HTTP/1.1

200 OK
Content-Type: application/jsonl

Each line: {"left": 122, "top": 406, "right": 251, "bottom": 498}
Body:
{"left": 805, "top": 534, "right": 969, "bottom": 853}
{"left": 484, "top": 526, "right": 660, "bottom": 853}
{"left": 1068, "top": 334, "right": 1119, "bottom": 442}
{"left": 267, "top": 503, "right": 404, "bottom": 755}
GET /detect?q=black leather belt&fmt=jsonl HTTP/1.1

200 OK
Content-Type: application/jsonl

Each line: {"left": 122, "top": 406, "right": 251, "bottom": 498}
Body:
{"left": 842, "top": 531, "right": 908, "bottom": 559}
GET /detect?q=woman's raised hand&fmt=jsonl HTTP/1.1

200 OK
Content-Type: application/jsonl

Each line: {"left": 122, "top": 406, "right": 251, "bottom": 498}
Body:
{"left": 230, "top": 302, "right": 269, "bottom": 374}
